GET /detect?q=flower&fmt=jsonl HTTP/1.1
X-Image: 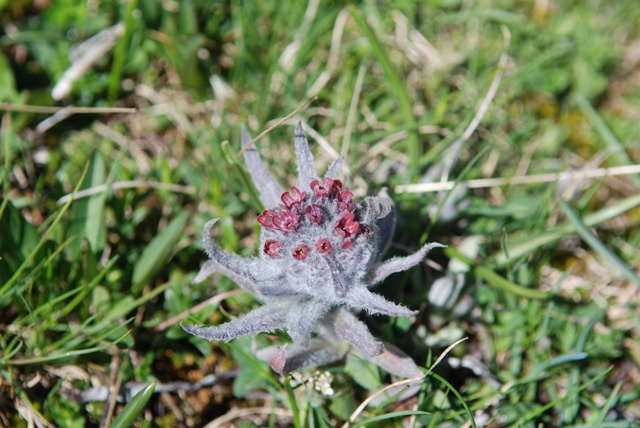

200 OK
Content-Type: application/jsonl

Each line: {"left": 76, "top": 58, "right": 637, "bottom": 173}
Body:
{"left": 315, "top": 239, "right": 333, "bottom": 254}
{"left": 281, "top": 187, "right": 306, "bottom": 211}
{"left": 292, "top": 243, "right": 310, "bottom": 260}
{"left": 263, "top": 239, "right": 283, "bottom": 257}
{"left": 182, "top": 122, "right": 444, "bottom": 376}
{"left": 304, "top": 204, "right": 324, "bottom": 224}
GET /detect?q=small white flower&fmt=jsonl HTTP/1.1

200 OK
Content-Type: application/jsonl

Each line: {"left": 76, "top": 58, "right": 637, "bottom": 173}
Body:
{"left": 313, "top": 371, "right": 334, "bottom": 396}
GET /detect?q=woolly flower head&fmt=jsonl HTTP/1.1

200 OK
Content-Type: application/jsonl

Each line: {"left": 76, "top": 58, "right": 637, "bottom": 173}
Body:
{"left": 182, "top": 123, "right": 443, "bottom": 375}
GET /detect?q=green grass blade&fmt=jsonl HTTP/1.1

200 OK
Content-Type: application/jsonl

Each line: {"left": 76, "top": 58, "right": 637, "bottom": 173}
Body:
{"left": 0, "top": 162, "right": 90, "bottom": 299}
{"left": 350, "top": 6, "right": 419, "bottom": 176}
{"left": 67, "top": 151, "right": 107, "bottom": 258}
{"left": 559, "top": 199, "right": 640, "bottom": 288}
{"left": 592, "top": 381, "right": 622, "bottom": 427}
{"left": 2, "top": 330, "right": 130, "bottom": 366}
{"left": 429, "top": 372, "right": 476, "bottom": 428}
{"left": 108, "top": 0, "right": 138, "bottom": 104}
{"left": 221, "top": 140, "right": 263, "bottom": 211}
{"left": 131, "top": 211, "right": 189, "bottom": 294}
{"left": 284, "top": 375, "right": 302, "bottom": 428}
{"left": 574, "top": 93, "right": 639, "bottom": 186}
{"left": 516, "top": 366, "right": 612, "bottom": 425}
{"left": 109, "top": 381, "right": 156, "bottom": 428}
{"left": 495, "top": 193, "right": 640, "bottom": 266}
{"left": 445, "top": 247, "right": 552, "bottom": 299}
{"left": 527, "top": 352, "right": 588, "bottom": 379}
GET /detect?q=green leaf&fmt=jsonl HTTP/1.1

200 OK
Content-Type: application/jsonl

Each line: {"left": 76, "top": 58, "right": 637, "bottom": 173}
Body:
{"left": 109, "top": 381, "right": 156, "bottom": 428}
{"left": 108, "top": 0, "right": 138, "bottom": 104}
{"left": 0, "top": 51, "right": 18, "bottom": 102}
{"left": 345, "top": 354, "right": 382, "bottom": 390}
{"left": 4, "top": 330, "right": 131, "bottom": 365}
{"left": 131, "top": 211, "right": 189, "bottom": 294}
{"left": 67, "top": 151, "right": 107, "bottom": 259}
{"left": 528, "top": 352, "right": 589, "bottom": 378}
{"left": 227, "top": 338, "right": 277, "bottom": 397}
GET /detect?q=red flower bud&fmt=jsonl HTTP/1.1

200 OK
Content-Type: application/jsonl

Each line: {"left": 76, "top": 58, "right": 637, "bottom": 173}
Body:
{"left": 315, "top": 239, "right": 333, "bottom": 254}
{"left": 305, "top": 204, "right": 324, "bottom": 224}
{"left": 264, "top": 239, "right": 283, "bottom": 257}
{"left": 293, "top": 243, "right": 310, "bottom": 260}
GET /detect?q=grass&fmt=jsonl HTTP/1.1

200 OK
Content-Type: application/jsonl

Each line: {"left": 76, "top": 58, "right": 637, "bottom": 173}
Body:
{"left": 1, "top": 0, "right": 639, "bottom": 426}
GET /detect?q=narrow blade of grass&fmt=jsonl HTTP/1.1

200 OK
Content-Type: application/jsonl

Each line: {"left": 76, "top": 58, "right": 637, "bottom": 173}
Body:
{"left": 592, "top": 381, "right": 623, "bottom": 427}
{"left": 574, "top": 93, "right": 639, "bottom": 187}
{"left": 221, "top": 140, "right": 263, "bottom": 211}
{"left": 0, "top": 162, "right": 90, "bottom": 300}
{"left": 559, "top": 199, "right": 640, "bottom": 288}
{"left": 108, "top": 0, "right": 138, "bottom": 104}
{"left": 495, "top": 192, "right": 640, "bottom": 266}
{"left": 131, "top": 211, "right": 189, "bottom": 294}
{"left": 516, "top": 366, "right": 612, "bottom": 425}
{"left": 2, "top": 330, "right": 130, "bottom": 366}
{"left": 445, "top": 247, "right": 552, "bottom": 299}
{"left": 527, "top": 352, "right": 588, "bottom": 379}
{"left": 284, "top": 375, "right": 302, "bottom": 428}
{"left": 429, "top": 372, "right": 476, "bottom": 428}
{"left": 350, "top": 6, "right": 419, "bottom": 176}
{"left": 109, "top": 381, "right": 156, "bottom": 428}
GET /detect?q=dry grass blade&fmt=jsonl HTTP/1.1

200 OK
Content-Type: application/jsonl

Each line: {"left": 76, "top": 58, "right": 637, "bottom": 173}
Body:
{"left": 236, "top": 96, "right": 317, "bottom": 157}
{"left": 0, "top": 103, "right": 137, "bottom": 114}
{"left": 438, "top": 26, "right": 511, "bottom": 184}
{"left": 396, "top": 164, "right": 640, "bottom": 193}
{"left": 56, "top": 180, "right": 196, "bottom": 205}
{"left": 155, "top": 289, "right": 246, "bottom": 331}
{"left": 203, "top": 407, "right": 293, "bottom": 428}
{"left": 342, "top": 337, "right": 468, "bottom": 427}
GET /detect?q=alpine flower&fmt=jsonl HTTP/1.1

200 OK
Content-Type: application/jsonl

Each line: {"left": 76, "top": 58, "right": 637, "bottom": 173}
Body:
{"left": 182, "top": 122, "right": 444, "bottom": 375}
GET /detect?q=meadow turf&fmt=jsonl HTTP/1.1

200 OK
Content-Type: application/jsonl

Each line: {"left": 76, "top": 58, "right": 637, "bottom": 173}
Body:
{"left": 1, "top": 1, "right": 639, "bottom": 426}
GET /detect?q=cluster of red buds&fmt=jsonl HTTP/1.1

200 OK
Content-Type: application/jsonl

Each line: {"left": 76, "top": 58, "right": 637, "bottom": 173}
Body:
{"left": 257, "top": 177, "right": 369, "bottom": 261}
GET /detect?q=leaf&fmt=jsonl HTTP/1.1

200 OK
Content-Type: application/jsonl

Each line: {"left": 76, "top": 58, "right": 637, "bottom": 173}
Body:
{"left": 67, "top": 151, "right": 107, "bottom": 259}
{"left": 109, "top": 381, "right": 156, "bottom": 428}
{"left": 228, "top": 338, "right": 275, "bottom": 397}
{"left": 0, "top": 51, "right": 19, "bottom": 101}
{"left": 528, "top": 352, "right": 589, "bottom": 379}
{"left": 345, "top": 354, "right": 382, "bottom": 390}
{"left": 131, "top": 211, "right": 189, "bottom": 294}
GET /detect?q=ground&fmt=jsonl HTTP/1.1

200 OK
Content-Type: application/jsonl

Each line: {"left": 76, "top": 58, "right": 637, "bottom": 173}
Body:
{"left": 1, "top": 1, "right": 639, "bottom": 427}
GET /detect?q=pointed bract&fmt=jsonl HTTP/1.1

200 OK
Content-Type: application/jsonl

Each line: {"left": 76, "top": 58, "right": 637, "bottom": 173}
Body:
{"left": 324, "top": 156, "right": 343, "bottom": 180}
{"left": 366, "top": 242, "right": 447, "bottom": 286}
{"left": 241, "top": 125, "right": 284, "bottom": 207}
{"left": 294, "top": 121, "right": 320, "bottom": 190}
{"left": 333, "top": 308, "right": 384, "bottom": 358}
{"left": 200, "top": 219, "right": 260, "bottom": 292}
{"left": 181, "top": 304, "right": 286, "bottom": 341}
{"left": 345, "top": 287, "right": 418, "bottom": 317}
